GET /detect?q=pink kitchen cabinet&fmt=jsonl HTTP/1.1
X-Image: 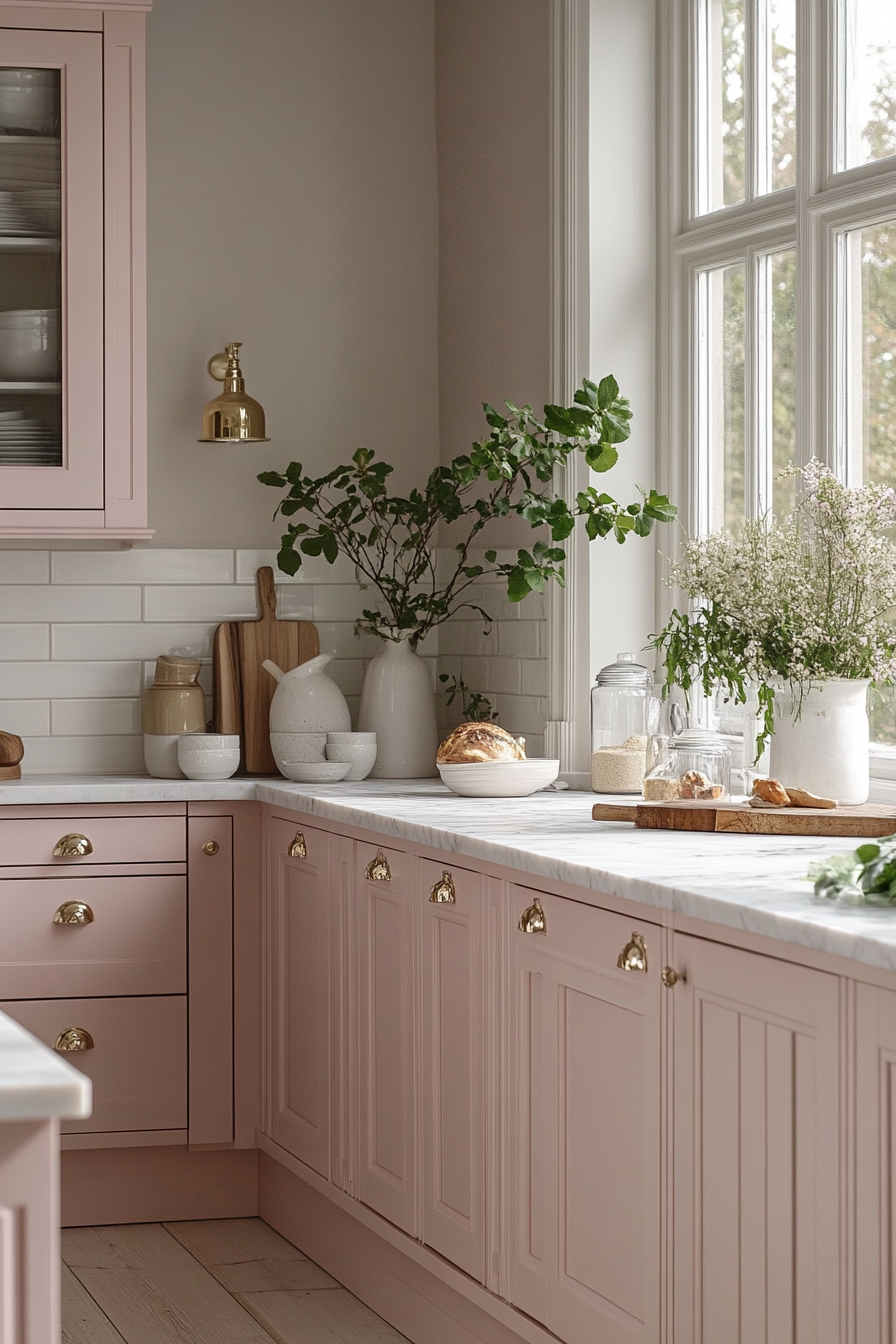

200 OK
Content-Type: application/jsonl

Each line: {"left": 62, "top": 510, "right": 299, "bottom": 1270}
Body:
{"left": 354, "top": 840, "right": 417, "bottom": 1236}
{"left": 854, "top": 981, "right": 896, "bottom": 1343}
{"left": 0, "top": 4, "right": 148, "bottom": 538}
{"left": 419, "top": 857, "right": 486, "bottom": 1281}
{"left": 671, "top": 933, "right": 842, "bottom": 1344}
{"left": 264, "top": 815, "right": 334, "bottom": 1180}
{"left": 508, "top": 885, "right": 662, "bottom": 1344}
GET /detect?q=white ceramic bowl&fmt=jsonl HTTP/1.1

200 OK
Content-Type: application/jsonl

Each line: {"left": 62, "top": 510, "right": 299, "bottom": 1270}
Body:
{"left": 325, "top": 741, "right": 377, "bottom": 781}
{"left": 437, "top": 759, "right": 560, "bottom": 798}
{"left": 327, "top": 731, "right": 376, "bottom": 744}
{"left": 270, "top": 731, "right": 327, "bottom": 763}
{"left": 176, "top": 733, "right": 240, "bottom": 781}
{"left": 276, "top": 760, "right": 352, "bottom": 783}
{"left": 0, "top": 75, "right": 57, "bottom": 135}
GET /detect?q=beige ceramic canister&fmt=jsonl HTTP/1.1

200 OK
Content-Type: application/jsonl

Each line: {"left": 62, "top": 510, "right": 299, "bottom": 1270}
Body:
{"left": 143, "top": 654, "right": 206, "bottom": 778}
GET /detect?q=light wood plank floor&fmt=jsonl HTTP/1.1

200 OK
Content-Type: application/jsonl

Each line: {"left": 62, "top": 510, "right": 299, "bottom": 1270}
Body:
{"left": 61, "top": 1218, "right": 412, "bottom": 1344}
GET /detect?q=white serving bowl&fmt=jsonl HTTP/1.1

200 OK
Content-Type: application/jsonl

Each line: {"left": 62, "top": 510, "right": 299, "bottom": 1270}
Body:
{"left": 0, "top": 73, "right": 57, "bottom": 135}
{"left": 325, "top": 740, "right": 377, "bottom": 781}
{"left": 277, "top": 760, "right": 352, "bottom": 783}
{"left": 437, "top": 759, "right": 560, "bottom": 798}
{"left": 270, "top": 731, "right": 327, "bottom": 764}
{"left": 176, "top": 732, "right": 240, "bottom": 781}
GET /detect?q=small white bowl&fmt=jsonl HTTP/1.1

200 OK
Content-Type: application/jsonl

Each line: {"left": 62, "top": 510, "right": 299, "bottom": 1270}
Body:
{"left": 437, "top": 759, "right": 560, "bottom": 797}
{"left": 327, "top": 731, "right": 376, "bottom": 744}
{"left": 325, "top": 740, "right": 377, "bottom": 781}
{"left": 277, "top": 760, "right": 352, "bottom": 783}
{"left": 270, "top": 731, "right": 327, "bottom": 763}
{"left": 177, "top": 733, "right": 240, "bottom": 781}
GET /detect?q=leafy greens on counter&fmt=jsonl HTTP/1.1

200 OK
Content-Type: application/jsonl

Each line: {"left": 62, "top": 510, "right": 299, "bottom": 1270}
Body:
{"left": 809, "top": 834, "right": 896, "bottom": 904}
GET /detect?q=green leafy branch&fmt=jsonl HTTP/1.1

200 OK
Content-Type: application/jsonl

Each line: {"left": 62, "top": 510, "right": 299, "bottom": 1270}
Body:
{"left": 438, "top": 674, "right": 498, "bottom": 723}
{"left": 260, "top": 376, "right": 676, "bottom": 646}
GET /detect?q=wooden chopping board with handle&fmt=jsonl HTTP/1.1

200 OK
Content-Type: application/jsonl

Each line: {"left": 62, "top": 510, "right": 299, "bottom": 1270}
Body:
{"left": 592, "top": 798, "right": 896, "bottom": 838}
{"left": 213, "top": 566, "right": 319, "bottom": 774}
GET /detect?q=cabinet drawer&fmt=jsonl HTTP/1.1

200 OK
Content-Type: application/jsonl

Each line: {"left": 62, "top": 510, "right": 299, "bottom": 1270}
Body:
{"left": 2, "top": 996, "right": 187, "bottom": 1134}
{"left": 0, "top": 815, "right": 185, "bottom": 868}
{"left": 0, "top": 875, "right": 186, "bottom": 998}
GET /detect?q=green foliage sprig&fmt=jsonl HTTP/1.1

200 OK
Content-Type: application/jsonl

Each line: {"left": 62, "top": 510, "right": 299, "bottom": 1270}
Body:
{"left": 259, "top": 377, "right": 675, "bottom": 647}
{"left": 809, "top": 834, "right": 896, "bottom": 905}
{"left": 438, "top": 674, "right": 498, "bottom": 723}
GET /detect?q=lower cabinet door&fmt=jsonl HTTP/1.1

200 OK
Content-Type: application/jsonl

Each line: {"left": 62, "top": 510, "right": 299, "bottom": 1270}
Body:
{"left": 854, "top": 981, "right": 896, "bottom": 1344}
{"left": 509, "top": 888, "right": 661, "bottom": 1344}
{"left": 265, "top": 817, "right": 332, "bottom": 1178}
{"left": 419, "top": 858, "right": 485, "bottom": 1281}
{"left": 2, "top": 995, "right": 187, "bottom": 1133}
{"left": 671, "top": 934, "right": 842, "bottom": 1344}
{"left": 355, "top": 841, "right": 416, "bottom": 1235}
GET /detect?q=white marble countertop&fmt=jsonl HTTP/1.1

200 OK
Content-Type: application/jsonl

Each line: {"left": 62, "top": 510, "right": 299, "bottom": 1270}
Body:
{"left": 0, "top": 1011, "right": 92, "bottom": 1122}
{"left": 5, "top": 775, "right": 896, "bottom": 975}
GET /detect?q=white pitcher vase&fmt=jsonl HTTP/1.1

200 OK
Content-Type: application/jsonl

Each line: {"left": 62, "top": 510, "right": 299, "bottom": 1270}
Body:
{"left": 359, "top": 636, "right": 438, "bottom": 778}
{"left": 769, "top": 679, "right": 870, "bottom": 805}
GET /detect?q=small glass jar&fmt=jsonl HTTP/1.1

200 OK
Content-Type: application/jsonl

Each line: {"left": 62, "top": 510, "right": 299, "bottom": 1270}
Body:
{"left": 590, "top": 652, "right": 651, "bottom": 794}
{"left": 642, "top": 729, "right": 731, "bottom": 801}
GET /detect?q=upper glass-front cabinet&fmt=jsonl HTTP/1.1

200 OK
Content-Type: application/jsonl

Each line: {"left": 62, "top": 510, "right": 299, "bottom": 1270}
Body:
{"left": 0, "top": 8, "right": 149, "bottom": 537}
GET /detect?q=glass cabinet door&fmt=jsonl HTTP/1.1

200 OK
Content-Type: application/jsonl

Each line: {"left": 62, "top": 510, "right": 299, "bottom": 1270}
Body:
{"left": 0, "top": 29, "right": 103, "bottom": 513}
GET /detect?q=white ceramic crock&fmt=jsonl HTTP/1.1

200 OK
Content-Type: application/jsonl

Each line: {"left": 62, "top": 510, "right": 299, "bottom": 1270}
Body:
{"left": 769, "top": 679, "right": 870, "bottom": 805}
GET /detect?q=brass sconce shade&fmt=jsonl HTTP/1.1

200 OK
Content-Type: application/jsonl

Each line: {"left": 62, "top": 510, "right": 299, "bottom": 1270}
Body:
{"left": 198, "top": 341, "right": 270, "bottom": 442}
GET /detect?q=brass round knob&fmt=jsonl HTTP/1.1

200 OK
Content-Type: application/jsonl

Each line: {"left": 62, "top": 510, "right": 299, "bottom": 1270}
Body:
{"left": 661, "top": 966, "right": 686, "bottom": 988}
{"left": 54, "top": 1027, "right": 94, "bottom": 1053}
{"left": 202, "top": 840, "right": 219, "bottom": 856}
{"left": 53, "top": 833, "right": 93, "bottom": 858}
{"left": 52, "top": 900, "right": 94, "bottom": 926}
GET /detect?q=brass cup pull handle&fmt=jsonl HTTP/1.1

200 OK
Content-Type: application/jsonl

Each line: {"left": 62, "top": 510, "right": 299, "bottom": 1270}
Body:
{"left": 202, "top": 839, "right": 219, "bottom": 856}
{"left": 53, "top": 833, "right": 93, "bottom": 858}
{"left": 519, "top": 897, "right": 546, "bottom": 935}
{"left": 662, "top": 966, "right": 686, "bottom": 988}
{"left": 288, "top": 832, "right": 307, "bottom": 859}
{"left": 54, "top": 1027, "right": 94, "bottom": 1053}
{"left": 52, "top": 900, "right": 94, "bottom": 926}
{"left": 365, "top": 852, "right": 392, "bottom": 882}
{"left": 430, "top": 871, "right": 456, "bottom": 904}
{"left": 617, "top": 932, "right": 648, "bottom": 973}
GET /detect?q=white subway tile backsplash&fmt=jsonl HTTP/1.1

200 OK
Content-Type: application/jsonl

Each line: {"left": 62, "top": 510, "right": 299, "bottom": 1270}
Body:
{"left": 0, "top": 547, "right": 547, "bottom": 772}
{"left": 22, "top": 734, "right": 144, "bottom": 775}
{"left": 0, "top": 551, "right": 48, "bottom": 584}
{"left": 0, "top": 586, "right": 141, "bottom": 623}
{"left": 0, "top": 699, "right": 50, "bottom": 736}
{"left": 0, "top": 661, "right": 142, "bottom": 699}
{"left": 52, "top": 623, "right": 214, "bottom": 661}
{"left": 51, "top": 698, "right": 142, "bottom": 737}
{"left": 51, "top": 549, "right": 233, "bottom": 585}
{"left": 0, "top": 625, "right": 50, "bottom": 660}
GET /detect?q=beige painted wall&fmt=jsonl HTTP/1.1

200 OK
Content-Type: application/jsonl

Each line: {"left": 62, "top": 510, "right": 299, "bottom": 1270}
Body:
{"left": 435, "top": 0, "right": 551, "bottom": 549}
{"left": 145, "top": 0, "right": 439, "bottom": 546}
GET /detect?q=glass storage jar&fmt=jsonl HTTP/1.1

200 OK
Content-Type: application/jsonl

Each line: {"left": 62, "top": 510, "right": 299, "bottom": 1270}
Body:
{"left": 590, "top": 652, "right": 651, "bottom": 793}
{"left": 642, "top": 729, "right": 731, "bottom": 801}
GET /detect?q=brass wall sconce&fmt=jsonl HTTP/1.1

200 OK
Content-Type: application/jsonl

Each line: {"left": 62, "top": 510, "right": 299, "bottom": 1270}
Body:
{"left": 198, "top": 341, "right": 270, "bottom": 442}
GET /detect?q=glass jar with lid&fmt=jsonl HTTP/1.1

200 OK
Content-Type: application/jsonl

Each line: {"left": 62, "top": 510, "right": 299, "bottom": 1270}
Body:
{"left": 642, "top": 729, "right": 731, "bottom": 802}
{"left": 590, "top": 652, "right": 652, "bottom": 793}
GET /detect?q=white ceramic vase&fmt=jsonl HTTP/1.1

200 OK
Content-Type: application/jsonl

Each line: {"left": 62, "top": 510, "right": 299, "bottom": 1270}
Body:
{"left": 769, "top": 679, "right": 870, "bottom": 805}
{"left": 359, "top": 636, "right": 438, "bottom": 778}
{"left": 264, "top": 654, "right": 351, "bottom": 734}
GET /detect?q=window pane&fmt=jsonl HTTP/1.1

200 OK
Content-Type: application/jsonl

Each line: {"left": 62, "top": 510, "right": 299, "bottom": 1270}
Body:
{"left": 768, "top": 0, "right": 796, "bottom": 191}
{"left": 853, "top": 219, "right": 896, "bottom": 488}
{"left": 770, "top": 247, "right": 796, "bottom": 516}
{"left": 704, "top": 0, "right": 747, "bottom": 211}
{"left": 843, "top": 0, "right": 896, "bottom": 169}
{"left": 702, "top": 262, "right": 746, "bottom": 531}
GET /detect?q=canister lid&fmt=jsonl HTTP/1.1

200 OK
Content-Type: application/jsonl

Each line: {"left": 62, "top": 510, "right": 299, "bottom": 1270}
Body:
{"left": 669, "top": 729, "right": 730, "bottom": 755}
{"left": 595, "top": 652, "right": 651, "bottom": 687}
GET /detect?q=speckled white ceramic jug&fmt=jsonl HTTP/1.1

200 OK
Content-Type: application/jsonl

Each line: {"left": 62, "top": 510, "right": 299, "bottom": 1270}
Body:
{"left": 264, "top": 655, "right": 351, "bottom": 735}
{"left": 769, "top": 679, "right": 870, "bottom": 805}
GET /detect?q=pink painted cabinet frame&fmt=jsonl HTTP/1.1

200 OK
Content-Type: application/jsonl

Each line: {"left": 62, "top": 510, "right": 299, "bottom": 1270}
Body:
{"left": 0, "top": 3, "right": 149, "bottom": 538}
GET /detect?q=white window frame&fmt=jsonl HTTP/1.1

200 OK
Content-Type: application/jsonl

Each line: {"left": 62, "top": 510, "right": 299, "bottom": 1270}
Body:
{"left": 657, "top": 0, "right": 896, "bottom": 796}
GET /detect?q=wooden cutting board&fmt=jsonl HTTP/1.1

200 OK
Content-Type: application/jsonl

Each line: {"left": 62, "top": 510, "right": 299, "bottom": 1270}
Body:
{"left": 213, "top": 566, "right": 319, "bottom": 775}
{"left": 592, "top": 799, "right": 896, "bottom": 838}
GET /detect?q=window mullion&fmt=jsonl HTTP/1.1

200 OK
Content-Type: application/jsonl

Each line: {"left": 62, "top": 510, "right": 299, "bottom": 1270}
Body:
{"left": 751, "top": 249, "right": 772, "bottom": 516}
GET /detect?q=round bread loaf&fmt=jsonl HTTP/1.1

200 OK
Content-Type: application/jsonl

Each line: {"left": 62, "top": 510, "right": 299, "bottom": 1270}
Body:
{"left": 436, "top": 721, "right": 526, "bottom": 764}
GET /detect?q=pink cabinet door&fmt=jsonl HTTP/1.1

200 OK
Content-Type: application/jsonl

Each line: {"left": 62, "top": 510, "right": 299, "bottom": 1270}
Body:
{"left": 265, "top": 816, "right": 332, "bottom": 1178}
{"left": 671, "top": 933, "right": 841, "bottom": 1344}
{"left": 419, "top": 857, "right": 485, "bottom": 1281}
{"left": 855, "top": 981, "right": 896, "bottom": 1343}
{"left": 355, "top": 840, "right": 416, "bottom": 1236}
{"left": 508, "top": 887, "right": 661, "bottom": 1344}
{"left": 187, "top": 815, "right": 233, "bottom": 1146}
